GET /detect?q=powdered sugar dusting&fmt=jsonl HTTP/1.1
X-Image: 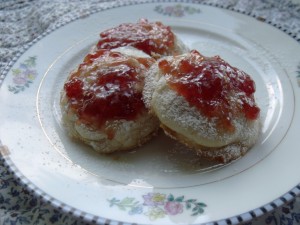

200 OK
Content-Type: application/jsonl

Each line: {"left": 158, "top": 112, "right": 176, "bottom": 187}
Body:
{"left": 143, "top": 51, "right": 261, "bottom": 163}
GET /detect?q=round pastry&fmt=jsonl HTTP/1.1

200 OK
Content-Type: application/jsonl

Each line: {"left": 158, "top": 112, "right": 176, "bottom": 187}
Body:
{"left": 96, "top": 18, "right": 188, "bottom": 59}
{"left": 143, "top": 50, "right": 261, "bottom": 163}
{"left": 60, "top": 47, "right": 159, "bottom": 153}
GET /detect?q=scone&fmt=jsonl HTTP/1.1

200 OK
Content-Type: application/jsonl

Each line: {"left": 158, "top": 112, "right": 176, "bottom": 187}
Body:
{"left": 143, "top": 50, "right": 261, "bottom": 163}
{"left": 96, "top": 19, "right": 188, "bottom": 59}
{"left": 61, "top": 47, "right": 159, "bottom": 153}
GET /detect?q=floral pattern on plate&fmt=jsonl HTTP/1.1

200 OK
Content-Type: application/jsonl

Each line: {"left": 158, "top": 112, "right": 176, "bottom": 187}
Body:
{"left": 154, "top": 4, "right": 201, "bottom": 17}
{"left": 8, "top": 56, "right": 37, "bottom": 94}
{"left": 108, "top": 193, "right": 207, "bottom": 221}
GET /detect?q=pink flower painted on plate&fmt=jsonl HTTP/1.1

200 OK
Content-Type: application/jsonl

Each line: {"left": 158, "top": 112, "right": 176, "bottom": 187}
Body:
{"left": 164, "top": 201, "right": 184, "bottom": 215}
{"left": 13, "top": 76, "right": 27, "bottom": 85}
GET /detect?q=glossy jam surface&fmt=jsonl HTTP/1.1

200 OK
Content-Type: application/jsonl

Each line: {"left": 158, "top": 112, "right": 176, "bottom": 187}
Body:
{"left": 64, "top": 50, "right": 154, "bottom": 130}
{"left": 97, "top": 19, "right": 175, "bottom": 59}
{"left": 158, "top": 50, "right": 260, "bottom": 131}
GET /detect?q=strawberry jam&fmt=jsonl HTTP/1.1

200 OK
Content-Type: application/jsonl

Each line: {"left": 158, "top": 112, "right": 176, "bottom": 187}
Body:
{"left": 158, "top": 50, "right": 260, "bottom": 132}
{"left": 64, "top": 50, "right": 154, "bottom": 131}
{"left": 97, "top": 19, "right": 175, "bottom": 59}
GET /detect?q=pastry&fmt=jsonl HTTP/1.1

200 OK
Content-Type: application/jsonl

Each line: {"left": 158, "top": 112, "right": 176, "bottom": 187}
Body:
{"left": 143, "top": 50, "right": 261, "bottom": 163}
{"left": 96, "top": 18, "right": 188, "bottom": 59}
{"left": 61, "top": 47, "right": 159, "bottom": 153}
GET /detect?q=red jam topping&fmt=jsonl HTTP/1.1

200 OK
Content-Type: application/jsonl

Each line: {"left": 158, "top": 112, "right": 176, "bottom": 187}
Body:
{"left": 97, "top": 19, "right": 175, "bottom": 59}
{"left": 158, "top": 50, "right": 260, "bottom": 132}
{"left": 64, "top": 50, "right": 154, "bottom": 132}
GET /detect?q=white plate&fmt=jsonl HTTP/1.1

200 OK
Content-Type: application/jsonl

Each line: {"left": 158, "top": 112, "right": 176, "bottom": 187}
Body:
{"left": 1, "top": 1, "right": 300, "bottom": 224}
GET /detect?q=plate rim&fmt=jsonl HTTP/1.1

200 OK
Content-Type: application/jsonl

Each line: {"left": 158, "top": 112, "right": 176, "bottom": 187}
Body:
{"left": 1, "top": 0, "right": 300, "bottom": 224}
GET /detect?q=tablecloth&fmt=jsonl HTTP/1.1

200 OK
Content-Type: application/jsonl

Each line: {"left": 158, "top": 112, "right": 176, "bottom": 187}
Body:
{"left": 1, "top": 0, "right": 300, "bottom": 224}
